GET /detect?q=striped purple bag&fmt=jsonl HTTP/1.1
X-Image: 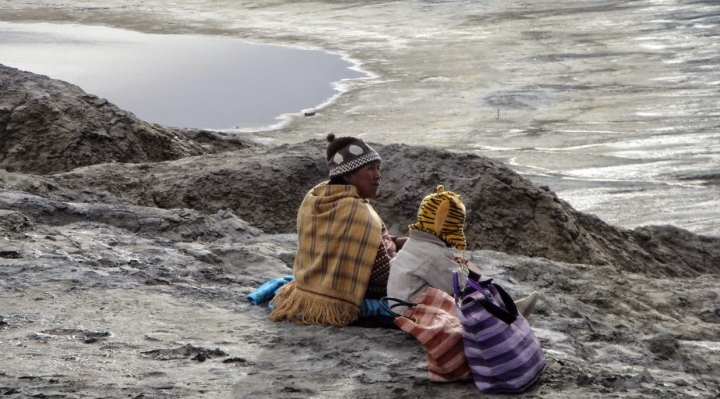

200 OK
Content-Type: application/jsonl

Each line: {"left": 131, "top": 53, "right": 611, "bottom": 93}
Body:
{"left": 453, "top": 271, "right": 546, "bottom": 394}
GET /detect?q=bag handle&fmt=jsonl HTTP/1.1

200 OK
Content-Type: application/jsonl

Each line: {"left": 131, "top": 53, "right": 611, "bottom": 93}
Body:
{"left": 463, "top": 277, "right": 491, "bottom": 298}
{"left": 380, "top": 297, "right": 417, "bottom": 319}
{"left": 452, "top": 270, "right": 462, "bottom": 299}
{"left": 460, "top": 276, "right": 519, "bottom": 325}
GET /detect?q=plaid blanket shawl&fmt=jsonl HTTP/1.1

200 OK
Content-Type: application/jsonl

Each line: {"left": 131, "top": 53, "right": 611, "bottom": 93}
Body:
{"left": 271, "top": 182, "right": 383, "bottom": 326}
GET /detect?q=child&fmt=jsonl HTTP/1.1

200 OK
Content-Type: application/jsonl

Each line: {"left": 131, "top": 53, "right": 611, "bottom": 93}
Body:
{"left": 387, "top": 185, "right": 538, "bottom": 317}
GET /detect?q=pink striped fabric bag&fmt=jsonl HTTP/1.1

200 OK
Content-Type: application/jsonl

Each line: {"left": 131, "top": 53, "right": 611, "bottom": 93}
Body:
{"left": 453, "top": 272, "right": 546, "bottom": 393}
{"left": 382, "top": 288, "right": 472, "bottom": 382}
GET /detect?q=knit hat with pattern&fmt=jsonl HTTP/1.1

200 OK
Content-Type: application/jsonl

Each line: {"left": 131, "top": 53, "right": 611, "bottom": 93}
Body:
{"left": 408, "top": 185, "right": 467, "bottom": 250}
{"left": 326, "top": 133, "right": 381, "bottom": 177}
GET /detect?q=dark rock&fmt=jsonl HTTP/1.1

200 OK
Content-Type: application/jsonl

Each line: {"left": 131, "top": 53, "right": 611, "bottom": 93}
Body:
{"left": 576, "top": 373, "right": 595, "bottom": 386}
{"left": 222, "top": 357, "right": 247, "bottom": 364}
{"left": 0, "top": 209, "right": 34, "bottom": 234}
{"left": 0, "top": 248, "right": 22, "bottom": 259}
{"left": 645, "top": 334, "right": 681, "bottom": 360}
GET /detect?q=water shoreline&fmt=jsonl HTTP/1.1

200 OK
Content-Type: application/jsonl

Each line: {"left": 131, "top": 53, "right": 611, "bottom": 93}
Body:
{"left": 0, "top": 20, "right": 368, "bottom": 131}
{"left": 2, "top": 0, "right": 719, "bottom": 236}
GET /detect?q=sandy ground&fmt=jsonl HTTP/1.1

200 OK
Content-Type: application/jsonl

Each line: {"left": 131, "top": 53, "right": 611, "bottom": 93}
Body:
{"left": 2, "top": 214, "right": 719, "bottom": 398}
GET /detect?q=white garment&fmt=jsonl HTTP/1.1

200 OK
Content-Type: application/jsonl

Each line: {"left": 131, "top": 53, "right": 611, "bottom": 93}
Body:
{"left": 387, "top": 230, "right": 467, "bottom": 311}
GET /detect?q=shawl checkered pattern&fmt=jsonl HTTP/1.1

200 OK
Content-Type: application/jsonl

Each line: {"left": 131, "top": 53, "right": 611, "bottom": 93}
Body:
{"left": 271, "top": 182, "right": 383, "bottom": 326}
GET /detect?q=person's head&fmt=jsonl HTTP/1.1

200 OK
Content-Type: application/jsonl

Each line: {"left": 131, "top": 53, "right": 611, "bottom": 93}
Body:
{"left": 326, "top": 133, "right": 382, "bottom": 199}
{"left": 409, "top": 185, "right": 467, "bottom": 250}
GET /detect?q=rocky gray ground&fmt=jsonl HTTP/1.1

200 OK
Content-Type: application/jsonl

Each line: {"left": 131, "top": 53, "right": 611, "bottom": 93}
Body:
{"left": 2, "top": 64, "right": 720, "bottom": 398}
{"left": 2, "top": 0, "right": 720, "bottom": 398}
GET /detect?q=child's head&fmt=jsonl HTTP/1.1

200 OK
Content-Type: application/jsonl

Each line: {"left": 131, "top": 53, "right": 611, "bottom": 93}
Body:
{"left": 408, "top": 185, "right": 467, "bottom": 250}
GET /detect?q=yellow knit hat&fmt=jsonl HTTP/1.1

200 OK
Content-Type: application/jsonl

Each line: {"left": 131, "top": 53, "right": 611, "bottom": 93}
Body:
{"left": 408, "top": 185, "right": 467, "bottom": 250}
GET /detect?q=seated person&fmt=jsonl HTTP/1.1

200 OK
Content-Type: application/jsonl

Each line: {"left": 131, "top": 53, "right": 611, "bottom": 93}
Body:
{"left": 387, "top": 185, "right": 537, "bottom": 317}
{"left": 271, "top": 134, "right": 403, "bottom": 327}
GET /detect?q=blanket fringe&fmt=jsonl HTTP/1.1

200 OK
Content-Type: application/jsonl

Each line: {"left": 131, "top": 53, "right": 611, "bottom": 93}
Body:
{"left": 270, "top": 281, "right": 359, "bottom": 327}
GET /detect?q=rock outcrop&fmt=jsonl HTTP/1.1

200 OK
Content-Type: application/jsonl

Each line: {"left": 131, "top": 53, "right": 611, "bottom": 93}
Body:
{"left": 3, "top": 138, "right": 718, "bottom": 276}
{"left": 0, "top": 64, "right": 254, "bottom": 175}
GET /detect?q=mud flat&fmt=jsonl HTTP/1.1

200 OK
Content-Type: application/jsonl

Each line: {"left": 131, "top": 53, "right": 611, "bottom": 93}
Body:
{"left": 1, "top": 1, "right": 720, "bottom": 398}
{"left": 2, "top": 0, "right": 720, "bottom": 236}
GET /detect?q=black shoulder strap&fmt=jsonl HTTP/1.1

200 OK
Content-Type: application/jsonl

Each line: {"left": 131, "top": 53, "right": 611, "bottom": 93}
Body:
{"left": 464, "top": 279, "right": 519, "bottom": 325}
{"left": 380, "top": 297, "right": 417, "bottom": 318}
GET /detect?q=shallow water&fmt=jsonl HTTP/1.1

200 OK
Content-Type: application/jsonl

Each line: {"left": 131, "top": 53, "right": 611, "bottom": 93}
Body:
{"left": 0, "top": 21, "right": 366, "bottom": 130}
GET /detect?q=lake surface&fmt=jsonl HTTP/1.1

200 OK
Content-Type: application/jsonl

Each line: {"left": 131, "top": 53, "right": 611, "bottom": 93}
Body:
{"left": 0, "top": 21, "right": 366, "bottom": 130}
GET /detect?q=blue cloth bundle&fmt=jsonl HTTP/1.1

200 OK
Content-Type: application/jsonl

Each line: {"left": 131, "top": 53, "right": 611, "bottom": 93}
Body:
{"left": 360, "top": 298, "right": 394, "bottom": 318}
{"left": 248, "top": 275, "right": 394, "bottom": 318}
{"left": 247, "top": 275, "right": 294, "bottom": 306}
